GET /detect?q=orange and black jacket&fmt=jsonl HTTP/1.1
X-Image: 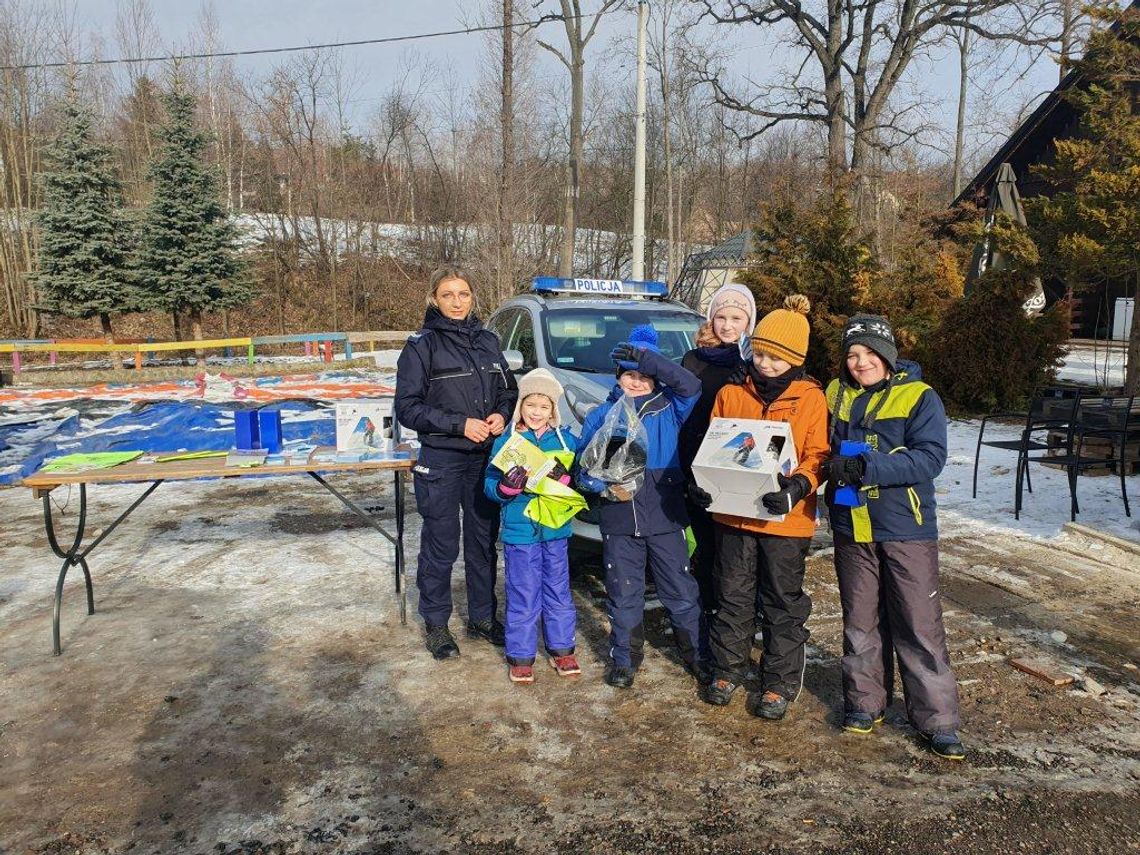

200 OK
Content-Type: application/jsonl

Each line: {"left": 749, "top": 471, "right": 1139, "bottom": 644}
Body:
{"left": 710, "top": 376, "right": 829, "bottom": 539}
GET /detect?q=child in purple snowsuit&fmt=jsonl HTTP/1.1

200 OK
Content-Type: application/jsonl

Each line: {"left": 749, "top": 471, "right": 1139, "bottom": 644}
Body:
{"left": 484, "top": 368, "right": 580, "bottom": 684}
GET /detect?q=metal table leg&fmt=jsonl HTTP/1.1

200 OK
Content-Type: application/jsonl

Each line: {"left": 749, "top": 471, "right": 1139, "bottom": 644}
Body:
{"left": 395, "top": 468, "right": 406, "bottom": 625}
{"left": 42, "top": 480, "right": 163, "bottom": 655}
{"left": 308, "top": 470, "right": 409, "bottom": 625}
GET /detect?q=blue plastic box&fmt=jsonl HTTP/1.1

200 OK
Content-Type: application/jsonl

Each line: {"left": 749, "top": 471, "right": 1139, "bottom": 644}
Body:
{"left": 234, "top": 411, "right": 260, "bottom": 450}
{"left": 258, "top": 410, "right": 283, "bottom": 454}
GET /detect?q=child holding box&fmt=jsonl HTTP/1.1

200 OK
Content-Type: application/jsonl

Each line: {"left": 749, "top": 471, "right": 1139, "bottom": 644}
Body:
{"left": 689, "top": 295, "right": 828, "bottom": 720}
{"left": 484, "top": 368, "right": 581, "bottom": 684}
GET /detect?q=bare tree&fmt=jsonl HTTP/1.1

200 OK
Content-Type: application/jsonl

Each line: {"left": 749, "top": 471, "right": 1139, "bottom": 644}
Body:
{"left": 696, "top": 0, "right": 1056, "bottom": 226}
{"left": 537, "top": 0, "right": 626, "bottom": 277}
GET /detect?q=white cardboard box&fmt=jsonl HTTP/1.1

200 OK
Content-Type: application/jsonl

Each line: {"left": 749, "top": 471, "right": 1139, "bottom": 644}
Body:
{"left": 335, "top": 399, "right": 394, "bottom": 452}
{"left": 691, "top": 417, "right": 798, "bottom": 521}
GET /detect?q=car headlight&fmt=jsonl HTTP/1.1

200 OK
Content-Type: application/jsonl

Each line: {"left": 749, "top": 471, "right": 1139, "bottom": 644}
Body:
{"left": 564, "top": 385, "right": 602, "bottom": 423}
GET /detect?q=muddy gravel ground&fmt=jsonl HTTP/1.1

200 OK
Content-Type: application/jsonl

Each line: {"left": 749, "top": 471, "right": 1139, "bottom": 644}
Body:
{"left": 1, "top": 476, "right": 1138, "bottom": 855}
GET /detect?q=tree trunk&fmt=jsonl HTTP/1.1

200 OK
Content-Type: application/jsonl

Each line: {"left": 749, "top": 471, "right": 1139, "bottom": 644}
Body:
{"left": 559, "top": 48, "right": 584, "bottom": 278}
{"left": 497, "top": 0, "right": 515, "bottom": 303}
{"left": 190, "top": 308, "right": 206, "bottom": 368}
{"left": 100, "top": 312, "right": 122, "bottom": 371}
{"left": 952, "top": 30, "right": 969, "bottom": 199}
{"left": 1060, "top": 0, "right": 1075, "bottom": 82}
{"left": 1126, "top": 269, "right": 1140, "bottom": 395}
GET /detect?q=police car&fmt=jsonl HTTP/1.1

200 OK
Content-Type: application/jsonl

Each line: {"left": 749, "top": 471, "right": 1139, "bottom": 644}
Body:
{"left": 486, "top": 276, "right": 704, "bottom": 542}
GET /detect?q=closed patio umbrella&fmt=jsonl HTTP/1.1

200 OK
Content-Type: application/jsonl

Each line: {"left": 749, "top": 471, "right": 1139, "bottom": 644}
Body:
{"left": 966, "top": 162, "right": 1047, "bottom": 315}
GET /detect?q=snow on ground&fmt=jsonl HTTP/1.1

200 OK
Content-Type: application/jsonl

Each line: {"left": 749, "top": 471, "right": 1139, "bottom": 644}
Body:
{"left": 942, "top": 417, "right": 1140, "bottom": 545}
{"left": 1056, "top": 344, "right": 1126, "bottom": 388}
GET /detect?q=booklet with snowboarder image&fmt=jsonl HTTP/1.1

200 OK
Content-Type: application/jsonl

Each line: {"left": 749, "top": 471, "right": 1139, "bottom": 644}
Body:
{"left": 490, "top": 432, "right": 556, "bottom": 488}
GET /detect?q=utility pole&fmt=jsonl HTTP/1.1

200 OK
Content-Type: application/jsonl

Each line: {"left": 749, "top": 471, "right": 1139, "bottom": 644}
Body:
{"left": 630, "top": 0, "right": 648, "bottom": 281}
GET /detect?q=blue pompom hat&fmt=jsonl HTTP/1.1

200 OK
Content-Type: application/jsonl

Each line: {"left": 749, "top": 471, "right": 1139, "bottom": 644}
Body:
{"left": 614, "top": 324, "right": 661, "bottom": 374}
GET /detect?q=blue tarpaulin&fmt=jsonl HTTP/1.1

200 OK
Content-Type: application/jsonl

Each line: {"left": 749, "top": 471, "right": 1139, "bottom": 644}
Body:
{"left": 0, "top": 401, "right": 338, "bottom": 486}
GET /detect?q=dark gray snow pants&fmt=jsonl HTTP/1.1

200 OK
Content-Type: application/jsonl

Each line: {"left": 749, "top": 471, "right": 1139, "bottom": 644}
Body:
{"left": 833, "top": 534, "right": 961, "bottom": 733}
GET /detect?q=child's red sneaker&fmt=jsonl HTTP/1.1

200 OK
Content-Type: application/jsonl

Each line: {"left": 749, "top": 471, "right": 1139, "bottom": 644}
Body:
{"left": 508, "top": 664, "right": 534, "bottom": 683}
{"left": 549, "top": 654, "right": 581, "bottom": 677}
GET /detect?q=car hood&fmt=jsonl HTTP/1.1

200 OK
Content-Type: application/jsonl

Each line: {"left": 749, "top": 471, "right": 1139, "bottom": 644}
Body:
{"left": 546, "top": 367, "right": 614, "bottom": 432}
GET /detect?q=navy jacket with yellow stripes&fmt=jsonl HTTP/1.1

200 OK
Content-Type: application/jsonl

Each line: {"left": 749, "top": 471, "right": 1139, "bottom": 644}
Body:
{"left": 825, "top": 360, "right": 947, "bottom": 543}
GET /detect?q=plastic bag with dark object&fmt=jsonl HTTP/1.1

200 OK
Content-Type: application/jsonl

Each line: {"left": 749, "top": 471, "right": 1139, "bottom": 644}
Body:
{"left": 579, "top": 396, "right": 648, "bottom": 502}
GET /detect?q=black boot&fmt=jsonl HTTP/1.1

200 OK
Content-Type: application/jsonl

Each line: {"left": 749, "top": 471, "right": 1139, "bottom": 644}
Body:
{"left": 466, "top": 617, "right": 506, "bottom": 646}
{"left": 750, "top": 691, "right": 789, "bottom": 720}
{"left": 700, "top": 678, "right": 738, "bottom": 706}
{"left": 605, "top": 666, "right": 636, "bottom": 689}
{"left": 425, "top": 624, "right": 460, "bottom": 660}
{"left": 924, "top": 731, "right": 967, "bottom": 761}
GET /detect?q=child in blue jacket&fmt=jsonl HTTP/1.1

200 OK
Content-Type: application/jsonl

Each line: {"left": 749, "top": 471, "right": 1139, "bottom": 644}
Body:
{"left": 484, "top": 368, "right": 580, "bottom": 684}
{"left": 577, "top": 325, "right": 706, "bottom": 689}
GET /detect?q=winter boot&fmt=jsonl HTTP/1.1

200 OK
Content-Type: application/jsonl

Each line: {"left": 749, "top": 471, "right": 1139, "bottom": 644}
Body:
{"left": 605, "top": 666, "right": 636, "bottom": 689}
{"left": 508, "top": 664, "right": 534, "bottom": 684}
{"left": 925, "top": 731, "right": 967, "bottom": 761}
{"left": 549, "top": 654, "right": 581, "bottom": 677}
{"left": 843, "top": 711, "right": 885, "bottom": 734}
{"left": 750, "top": 690, "right": 789, "bottom": 721}
{"left": 700, "top": 678, "right": 738, "bottom": 706}
{"left": 425, "top": 624, "right": 460, "bottom": 660}
{"left": 466, "top": 617, "right": 506, "bottom": 646}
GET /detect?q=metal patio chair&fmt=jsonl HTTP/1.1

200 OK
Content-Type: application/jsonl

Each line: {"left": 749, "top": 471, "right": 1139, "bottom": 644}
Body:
{"left": 1021, "top": 395, "right": 1138, "bottom": 521}
{"left": 972, "top": 387, "right": 1083, "bottom": 508}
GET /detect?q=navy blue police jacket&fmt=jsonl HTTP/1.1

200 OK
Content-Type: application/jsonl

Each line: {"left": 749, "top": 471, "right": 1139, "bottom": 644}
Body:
{"left": 577, "top": 349, "right": 701, "bottom": 536}
{"left": 395, "top": 307, "right": 519, "bottom": 454}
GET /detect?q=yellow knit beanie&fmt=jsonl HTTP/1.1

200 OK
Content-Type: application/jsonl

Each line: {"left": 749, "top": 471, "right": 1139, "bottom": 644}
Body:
{"left": 751, "top": 294, "right": 811, "bottom": 366}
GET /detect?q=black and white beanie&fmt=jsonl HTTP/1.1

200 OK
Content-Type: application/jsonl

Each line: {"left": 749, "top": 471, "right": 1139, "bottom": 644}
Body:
{"left": 842, "top": 314, "right": 898, "bottom": 372}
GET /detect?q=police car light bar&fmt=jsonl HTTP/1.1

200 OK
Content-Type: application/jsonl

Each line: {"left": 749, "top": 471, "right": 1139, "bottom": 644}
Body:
{"left": 532, "top": 276, "right": 668, "bottom": 298}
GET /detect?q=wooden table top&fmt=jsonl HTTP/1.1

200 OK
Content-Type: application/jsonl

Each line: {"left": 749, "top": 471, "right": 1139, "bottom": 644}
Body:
{"left": 23, "top": 447, "right": 417, "bottom": 491}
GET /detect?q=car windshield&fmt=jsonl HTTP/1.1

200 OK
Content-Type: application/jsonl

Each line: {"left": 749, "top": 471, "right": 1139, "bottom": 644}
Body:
{"left": 543, "top": 306, "right": 702, "bottom": 374}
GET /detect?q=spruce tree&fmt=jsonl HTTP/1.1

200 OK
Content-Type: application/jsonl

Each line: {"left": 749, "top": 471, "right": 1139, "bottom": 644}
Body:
{"left": 137, "top": 82, "right": 253, "bottom": 361}
{"left": 34, "top": 102, "right": 139, "bottom": 342}
{"left": 1031, "top": 6, "right": 1140, "bottom": 393}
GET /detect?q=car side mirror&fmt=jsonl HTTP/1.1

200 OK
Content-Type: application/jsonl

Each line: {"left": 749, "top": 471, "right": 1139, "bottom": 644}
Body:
{"left": 503, "top": 350, "right": 525, "bottom": 372}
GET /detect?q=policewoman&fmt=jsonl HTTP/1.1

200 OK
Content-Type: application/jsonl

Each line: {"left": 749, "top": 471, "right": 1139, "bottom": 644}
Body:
{"left": 395, "top": 267, "right": 519, "bottom": 660}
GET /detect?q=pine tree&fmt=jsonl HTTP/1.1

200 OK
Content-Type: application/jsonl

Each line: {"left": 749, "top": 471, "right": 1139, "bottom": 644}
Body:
{"left": 137, "top": 82, "right": 253, "bottom": 363}
{"left": 1031, "top": 6, "right": 1140, "bottom": 393}
{"left": 736, "top": 194, "right": 878, "bottom": 383}
{"left": 34, "top": 101, "right": 139, "bottom": 343}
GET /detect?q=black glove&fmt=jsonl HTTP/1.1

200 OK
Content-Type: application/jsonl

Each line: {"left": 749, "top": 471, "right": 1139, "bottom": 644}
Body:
{"left": 761, "top": 473, "right": 812, "bottom": 516}
{"left": 610, "top": 342, "right": 642, "bottom": 367}
{"left": 498, "top": 465, "right": 528, "bottom": 495}
{"left": 824, "top": 454, "right": 865, "bottom": 486}
{"left": 725, "top": 362, "right": 748, "bottom": 385}
{"left": 687, "top": 481, "right": 713, "bottom": 509}
{"left": 546, "top": 459, "right": 569, "bottom": 482}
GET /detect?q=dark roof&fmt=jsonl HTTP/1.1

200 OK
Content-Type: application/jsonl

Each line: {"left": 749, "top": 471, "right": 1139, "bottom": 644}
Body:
{"left": 681, "top": 230, "right": 755, "bottom": 268}
{"left": 952, "top": 1, "right": 1137, "bottom": 207}
{"left": 951, "top": 68, "right": 1081, "bottom": 207}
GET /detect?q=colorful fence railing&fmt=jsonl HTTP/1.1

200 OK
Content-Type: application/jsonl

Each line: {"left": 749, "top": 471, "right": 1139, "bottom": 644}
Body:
{"left": 0, "top": 331, "right": 412, "bottom": 375}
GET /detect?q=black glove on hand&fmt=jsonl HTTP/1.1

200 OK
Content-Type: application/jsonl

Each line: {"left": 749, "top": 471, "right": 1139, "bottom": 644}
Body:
{"left": 546, "top": 459, "right": 569, "bottom": 481}
{"left": 499, "top": 464, "right": 528, "bottom": 493}
{"left": 725, "top": 362, "right": 748, "bottom": 386}
{"left": 610, "top": 342, "right": 641, "bottom": 366}
{"left": 825, "top": 454, "right": 865, "bottom": 486}
{"left": 761, "top": 473, "right": 812, "bottom": 516}
{"left": 687, "top": 481, "right": 713, "bottom": 509}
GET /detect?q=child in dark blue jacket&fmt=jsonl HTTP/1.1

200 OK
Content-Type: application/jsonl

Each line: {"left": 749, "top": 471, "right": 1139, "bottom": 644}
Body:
{"left": 577, "top": 325, "right": 705, "bottom": 689}
{"left": 484, "top": 369, "right": 581, "bottom": 684}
